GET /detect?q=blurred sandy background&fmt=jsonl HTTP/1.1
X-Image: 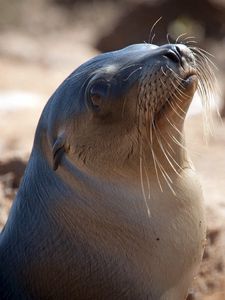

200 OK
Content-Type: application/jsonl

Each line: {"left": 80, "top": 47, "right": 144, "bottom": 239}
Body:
{"left": 0, "top": 0, "right": 225, "bottom": 299}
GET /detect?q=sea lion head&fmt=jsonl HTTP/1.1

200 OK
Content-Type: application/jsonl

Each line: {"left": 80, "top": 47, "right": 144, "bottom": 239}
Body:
{"left": 37, "top": 43, "right": 213, "bottom": 182}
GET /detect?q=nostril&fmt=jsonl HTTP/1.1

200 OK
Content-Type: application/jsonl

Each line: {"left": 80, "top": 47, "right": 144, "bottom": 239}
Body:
{"left": 163, "top": 49, "right": 180, "bottom": 64}
{"left": 175, "top": 46, "right": 182, "bottom": 57}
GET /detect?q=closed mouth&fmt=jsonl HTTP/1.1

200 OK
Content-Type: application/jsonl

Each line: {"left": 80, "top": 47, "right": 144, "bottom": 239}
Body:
{"left": 154, "top": 73, "right": 198, "bottom": 123}
{"left": 181, "top": 73, "right": 198, "bottom": 90}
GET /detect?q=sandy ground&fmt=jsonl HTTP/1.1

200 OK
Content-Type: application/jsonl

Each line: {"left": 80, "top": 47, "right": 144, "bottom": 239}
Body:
{"left": 0, "top": 1, "right": 225, "bottom": 299}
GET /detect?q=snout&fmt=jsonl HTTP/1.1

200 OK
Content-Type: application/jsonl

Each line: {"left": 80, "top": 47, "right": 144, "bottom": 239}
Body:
{"left": 159, "top": 44, "right": 197, "bottom": 80}
{"left": 161, "top": 44, "right": 196, "bottom": 68}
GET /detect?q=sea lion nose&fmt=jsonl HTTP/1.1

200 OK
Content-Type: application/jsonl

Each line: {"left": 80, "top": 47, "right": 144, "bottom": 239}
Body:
{"left": 163, "top": 45, "right": 182, "bottom": 64}
{"left": 162, "top": 44, "right": 194, "bottom": 67}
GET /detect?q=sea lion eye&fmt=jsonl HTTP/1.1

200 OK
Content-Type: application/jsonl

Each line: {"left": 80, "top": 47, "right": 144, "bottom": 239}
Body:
{"left": 89, "top": 80, "right": 110, "bottom": 110}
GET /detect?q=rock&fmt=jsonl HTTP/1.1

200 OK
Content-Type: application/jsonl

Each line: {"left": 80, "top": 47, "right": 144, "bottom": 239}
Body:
{"left": 0, "top": 158, "right": 27, "bottom": 189}
{"left": 96, "top": 0, "right": 225, "bottom": 52}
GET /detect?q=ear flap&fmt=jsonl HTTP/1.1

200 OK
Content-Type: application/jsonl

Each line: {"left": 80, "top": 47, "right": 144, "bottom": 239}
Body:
{"left": 88, "top": 79, "right": 110, "bottom": 111}
{"left": 52, "top": 135, "right": 66, "bottom": 171}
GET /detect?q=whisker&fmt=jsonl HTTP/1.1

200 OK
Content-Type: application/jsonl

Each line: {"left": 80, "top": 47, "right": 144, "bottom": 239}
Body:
{"left": 190, "top": 46, "right": 218, "bottom": 137}
{"left": 167, "top": 33, "right": 171, "bottom": 44}
{"left": 151, "top": 149, "right": 176, "bottom": 195}
{"left": 169, "top": 132, "right": 188, "bottom": 151}
{"left": 167, "top": 101, "right": 186, "bottom": 119}
{"left": 136, "top": 43, "right": 217, "bottom": 202}
{"left": 123, "top": 66, "right": 143, "bottom": 82}
{"left": 139, "top": 142, "right": 151, "bottom": 218}
{"left": 148, "top": 17, "right": 162, "bottom": 44}
{"left": 150, "top": 146, "right": 164, "bottom": 192}
{"left": 161, "top": 66, "right": 167, "bottom": 77}
{"left": 159, "top": 78, "right": 187, "bottom": 118}
{"left": 155, "top": 122, "right": 176, "bottom": 154}
{"left": 169, "top": 78, "right": 190, "bottom": 99}
{"left": 153, "top": 124, "right": 182, "bottom": 177}
{"left": 122, "top": 95, "right": 128, "bottom": 118}
{"left": 166, "top": 66, "right": 184, "bottom": 82}
{"left": 176, "top": 33, "right": 188, "bottom": 43}
{"left": 143, "top": 163, "right": 151, "bottom": 200}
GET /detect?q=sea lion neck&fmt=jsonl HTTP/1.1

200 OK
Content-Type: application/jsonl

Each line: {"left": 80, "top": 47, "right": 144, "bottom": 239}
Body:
{"left": 57, "top": 118, "right": 188, "bottom": 186}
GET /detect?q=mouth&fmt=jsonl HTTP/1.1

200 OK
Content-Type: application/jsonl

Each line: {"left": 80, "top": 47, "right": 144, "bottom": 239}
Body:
{"left": 182, "top": 73, "right": 198, "bottom": 88}
{"left": 154, "top": 72, "right": 198, "bottom": 123}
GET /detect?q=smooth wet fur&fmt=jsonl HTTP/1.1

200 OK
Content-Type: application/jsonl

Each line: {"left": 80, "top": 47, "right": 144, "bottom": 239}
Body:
{"left": 0, "top": 43, "right": 214, "bottom": 299}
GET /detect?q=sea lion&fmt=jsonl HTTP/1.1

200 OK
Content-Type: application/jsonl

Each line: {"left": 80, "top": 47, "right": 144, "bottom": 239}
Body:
{"left": 0, "top": 43, "right": 212, "bottom": 299}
